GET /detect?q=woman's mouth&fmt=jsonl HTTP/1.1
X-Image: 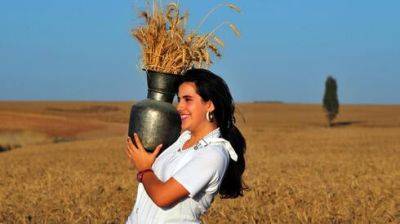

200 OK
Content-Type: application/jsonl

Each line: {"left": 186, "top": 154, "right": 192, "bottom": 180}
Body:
{"left": 180, "top": 114, "right": 190, "bottom": 121}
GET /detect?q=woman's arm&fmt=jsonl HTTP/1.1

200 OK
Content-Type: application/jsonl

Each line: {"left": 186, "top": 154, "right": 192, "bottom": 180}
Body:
{"left": 141, "top": 173, "right": 189, "bottom": 207}
{"left": 126, "top": 134, "right": 189, "bottom": 208}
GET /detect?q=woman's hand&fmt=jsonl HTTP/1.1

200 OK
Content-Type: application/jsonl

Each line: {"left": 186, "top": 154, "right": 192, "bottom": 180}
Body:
{"left": 126, "top": 133, "right": 163, "bottom": 172}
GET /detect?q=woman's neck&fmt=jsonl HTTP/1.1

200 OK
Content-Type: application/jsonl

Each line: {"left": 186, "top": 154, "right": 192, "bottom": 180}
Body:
{"left": 184, "top": 122, "right": 218, "bottom": 148}
{"left": 191, "top": 122, "right": 217, "bottom": 140}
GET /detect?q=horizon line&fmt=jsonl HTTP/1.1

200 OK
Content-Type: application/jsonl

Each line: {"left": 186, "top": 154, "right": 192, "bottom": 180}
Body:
{"left": 0, "top": 99, "right": 399, "bottom": 106}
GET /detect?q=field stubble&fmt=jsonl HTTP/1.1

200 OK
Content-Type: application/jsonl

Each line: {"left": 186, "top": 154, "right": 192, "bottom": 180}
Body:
{"left": 0, "top": 102, "right": 399, "bottom": 223}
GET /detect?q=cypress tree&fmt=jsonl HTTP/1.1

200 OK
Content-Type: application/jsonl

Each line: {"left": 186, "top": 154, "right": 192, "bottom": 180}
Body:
{"left": 323, "top": 76, "right": 339, "bottom": 127}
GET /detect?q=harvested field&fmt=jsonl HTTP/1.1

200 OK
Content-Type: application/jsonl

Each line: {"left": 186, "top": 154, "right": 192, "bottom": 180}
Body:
{"left": 0, "top": 102, "right": 399, "bottom": 223}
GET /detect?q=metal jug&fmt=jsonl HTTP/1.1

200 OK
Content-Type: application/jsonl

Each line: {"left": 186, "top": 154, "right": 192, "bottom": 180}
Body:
{"left": 128, "top": 71, "right": 181, "bottom": 152}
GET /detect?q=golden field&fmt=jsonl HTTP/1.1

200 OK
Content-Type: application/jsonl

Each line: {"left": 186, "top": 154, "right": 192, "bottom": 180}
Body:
{"left": 0, "top": 101, "right": 399, "bottom": 223}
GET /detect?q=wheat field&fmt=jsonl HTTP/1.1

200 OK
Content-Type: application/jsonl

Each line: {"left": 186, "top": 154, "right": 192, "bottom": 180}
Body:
{"left": 0, "top": 102, "right": 399, "bottom": 223}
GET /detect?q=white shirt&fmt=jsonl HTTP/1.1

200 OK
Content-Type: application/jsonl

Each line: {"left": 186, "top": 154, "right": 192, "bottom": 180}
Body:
{"left": 126, "top": 128, "right": 235, "bottom": 224}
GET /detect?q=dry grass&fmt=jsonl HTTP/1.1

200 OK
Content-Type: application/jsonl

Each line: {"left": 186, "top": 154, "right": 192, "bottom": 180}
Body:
{"left": 0, "top": 130, "right": 50, "bottom": 150}
{"left": 132, "top": 1, "right": 240, "bottom": 74}
{"left": 0, "top": 102, "right": 399, "bottom": 223}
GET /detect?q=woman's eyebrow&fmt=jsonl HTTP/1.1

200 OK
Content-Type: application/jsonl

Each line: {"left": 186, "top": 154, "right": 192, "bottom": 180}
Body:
{"left": 178, "top": 95, "right": 193, "bottom": 99}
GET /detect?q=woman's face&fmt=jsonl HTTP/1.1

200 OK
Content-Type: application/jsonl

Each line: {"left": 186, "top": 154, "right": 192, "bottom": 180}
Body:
{"left": 177, "top": 82, "right": 213, "bottom": 132}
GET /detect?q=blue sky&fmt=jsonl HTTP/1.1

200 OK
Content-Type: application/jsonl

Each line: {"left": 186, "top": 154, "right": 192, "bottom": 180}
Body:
{"left": 1, "top": 0, "right": 399, "bottom": 104}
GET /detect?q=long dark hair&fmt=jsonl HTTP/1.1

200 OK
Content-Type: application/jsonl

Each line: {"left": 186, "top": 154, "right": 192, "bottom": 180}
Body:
{"left": 179, "top": 68, "right": 247, "bottom": 198}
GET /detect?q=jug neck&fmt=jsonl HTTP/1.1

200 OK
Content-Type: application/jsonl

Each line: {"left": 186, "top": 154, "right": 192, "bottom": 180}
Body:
{"left": 146, "top": 70, "right": 181, "bottom": 103}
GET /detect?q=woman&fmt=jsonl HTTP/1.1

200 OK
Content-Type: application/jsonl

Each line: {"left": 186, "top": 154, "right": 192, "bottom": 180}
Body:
{"left": 125, "top": 69, "right": 246, "bottom": 223}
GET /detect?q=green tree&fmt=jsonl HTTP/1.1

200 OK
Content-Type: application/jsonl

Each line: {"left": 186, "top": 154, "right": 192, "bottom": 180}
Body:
{"left": 323, "top": 76, "right": 339, "bottom": 127}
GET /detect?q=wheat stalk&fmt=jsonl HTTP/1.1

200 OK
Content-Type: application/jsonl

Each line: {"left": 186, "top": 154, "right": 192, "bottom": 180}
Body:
{"left": 131, "top": 0, "right": 240, "bottom": 75}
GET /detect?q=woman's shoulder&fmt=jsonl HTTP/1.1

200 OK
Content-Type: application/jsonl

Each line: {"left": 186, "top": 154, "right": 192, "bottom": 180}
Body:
{"left": 193, "top": 144, "right": 230, "bottom": 179}
{"left": 197, "top": 143, "right": 230, "bottom": 163}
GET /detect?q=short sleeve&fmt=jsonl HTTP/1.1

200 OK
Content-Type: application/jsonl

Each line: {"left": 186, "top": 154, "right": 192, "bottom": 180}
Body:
{"left": 173, "top": 146, "right": 229, "bottom": 198}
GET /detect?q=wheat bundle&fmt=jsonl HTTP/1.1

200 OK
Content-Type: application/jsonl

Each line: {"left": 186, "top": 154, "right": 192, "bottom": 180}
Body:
{"left": 132, "top": 1, "right": 240, "bottom": 75}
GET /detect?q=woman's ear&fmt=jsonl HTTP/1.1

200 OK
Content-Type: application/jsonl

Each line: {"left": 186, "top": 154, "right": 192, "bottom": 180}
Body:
{"left": 207, "top": 101, "right": 215, "bottom": 112}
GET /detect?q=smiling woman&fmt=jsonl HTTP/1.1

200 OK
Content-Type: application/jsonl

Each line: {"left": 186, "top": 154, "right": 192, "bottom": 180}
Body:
{"left": 125, "top": 68, "right": 247, "bottom": 223}
{"left": 178, "top": 81, "right": 214, "bottom": 134}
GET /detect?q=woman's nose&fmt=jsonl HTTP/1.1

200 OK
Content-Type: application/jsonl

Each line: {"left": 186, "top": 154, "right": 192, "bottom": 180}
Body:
{"left": 176, "top": 101, "right": 183, "bottom": 112}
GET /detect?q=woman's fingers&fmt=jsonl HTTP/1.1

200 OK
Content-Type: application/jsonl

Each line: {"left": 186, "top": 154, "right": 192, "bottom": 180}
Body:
{"left": 126, "top": 137, "right": 136, "bottom": 158}
{"left": 127, "top": 137, "right": 137, "bottom": 150}
{"left": 152, "top": 144, "right": 163, "bottom": 157}
{"left": 125, "top": 147, "right": 134, "bottom": 165}
{"left": 133, "top": 133, "right": 144, "bottom": 151}
{"left": 125, "top": 148, "right": 132, "bottom": 158}
{"left": 126, "top": 140, "right": 134, "bottom": 155}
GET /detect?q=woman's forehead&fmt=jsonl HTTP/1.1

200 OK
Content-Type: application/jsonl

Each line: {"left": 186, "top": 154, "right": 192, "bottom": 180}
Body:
{"left": 178, "top": 82, "right": 198, "bottom": 96}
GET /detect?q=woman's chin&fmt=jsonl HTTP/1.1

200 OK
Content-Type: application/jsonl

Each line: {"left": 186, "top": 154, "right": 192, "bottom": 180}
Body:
{"left": 181, "top": 125, "right": 189, "bottom": 131}
{"left": 180, "top": 120, "right": 188, "bottom": 129}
